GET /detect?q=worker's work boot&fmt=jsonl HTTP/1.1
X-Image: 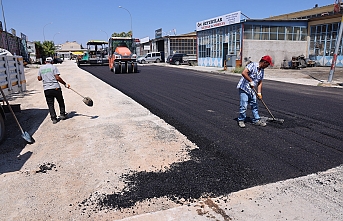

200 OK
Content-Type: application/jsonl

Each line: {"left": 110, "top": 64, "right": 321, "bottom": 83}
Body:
{"left": 238, "top": 121, "right": 246, "bottom": 128}
{"left": 59, "top": 113, "right": 68, "bottom": 120}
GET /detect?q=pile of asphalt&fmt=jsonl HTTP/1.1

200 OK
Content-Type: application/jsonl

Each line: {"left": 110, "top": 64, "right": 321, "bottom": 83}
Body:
{"left": 77, "top": 144, "right": 264, "bottom": 215}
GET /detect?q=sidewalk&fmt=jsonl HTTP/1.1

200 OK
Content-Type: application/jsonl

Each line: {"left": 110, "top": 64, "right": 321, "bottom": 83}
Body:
{"left": 151, "top": 62, "right": 343, "bottom": 88}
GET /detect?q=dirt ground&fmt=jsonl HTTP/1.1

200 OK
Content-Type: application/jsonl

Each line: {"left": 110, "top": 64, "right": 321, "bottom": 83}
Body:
{"left": 0, "top": 60, "right": 342, "bottom": 220}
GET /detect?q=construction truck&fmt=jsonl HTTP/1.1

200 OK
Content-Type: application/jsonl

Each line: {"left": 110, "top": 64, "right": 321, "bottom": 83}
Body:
{"left": 108, "top": 37, "right": 138, "bottom": 73}
{"left": 77, "top": 40, "right": 109, "bottom": 66}
{"left": 0, "top": 54, "right": 26, "bottom": 144}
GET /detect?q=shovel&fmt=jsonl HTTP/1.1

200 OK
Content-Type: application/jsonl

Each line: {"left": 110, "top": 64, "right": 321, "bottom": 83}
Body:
{"left": 68, "top": 87, "right": 93, "bottom": 107}
{"left": 252, "top": 87, "right": 284, "bottom": 124}
{"left": 0, "top": 87, "right": 35, "bottom": 144}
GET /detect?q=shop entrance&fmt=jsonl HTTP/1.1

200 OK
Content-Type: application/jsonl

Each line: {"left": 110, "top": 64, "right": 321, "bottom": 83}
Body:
{"left": 223, "top": 43, "right": 228, "bottom": 67}
{"left": 156, "top": 40, "right": 165, "bottom": 61}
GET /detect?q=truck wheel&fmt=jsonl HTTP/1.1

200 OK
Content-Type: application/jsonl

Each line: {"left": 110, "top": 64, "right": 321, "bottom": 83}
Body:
{"left": 133, "top": 62, "right": 138, "bottom": 73}
{"left": 128, "top": 63, "right": 133, "bottom": 73}
{"left": 175, "top": 60, "right": 180, "bottom": 65}
{"left": 155, "top": 58, "right": 160, "bottom": 63}
{"left": 0, "top": 114, "right": 5, "bottom": 144}
{"left": 114, "top": 63, "right": 120, "bottom": 74}
{"left": 142, "top": 60, "right": 146, "bottom": 64}
{"left": 121, "top": 63, "right": 127, "bottom": 73}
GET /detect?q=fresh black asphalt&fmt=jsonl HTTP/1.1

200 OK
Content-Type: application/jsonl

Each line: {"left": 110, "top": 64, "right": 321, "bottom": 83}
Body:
{"left": 80, "top": 65, "right": 343, "bottom": 209}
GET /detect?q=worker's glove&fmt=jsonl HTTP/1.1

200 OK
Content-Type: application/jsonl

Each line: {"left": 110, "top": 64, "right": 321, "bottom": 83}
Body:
{"left": 257, "top": 93, "right": 262, "bottom": 100}
{"left": 249, "top": 81, "right": 255, "bottom": 87}
{"left": 64, "top": 84, "right": 70, "bottom": 88}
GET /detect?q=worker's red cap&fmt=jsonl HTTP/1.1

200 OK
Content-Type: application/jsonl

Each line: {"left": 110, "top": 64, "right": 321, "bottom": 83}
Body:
{"left": 261, "top": 55, "right": 273, "bottom": 66}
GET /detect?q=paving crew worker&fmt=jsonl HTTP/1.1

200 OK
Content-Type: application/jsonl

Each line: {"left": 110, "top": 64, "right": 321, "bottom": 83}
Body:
{"left": 38, "top": 57, "right": 70, "bottom": 124}
{"left": 236, "top": 55, "right": 273, "bottom": 128}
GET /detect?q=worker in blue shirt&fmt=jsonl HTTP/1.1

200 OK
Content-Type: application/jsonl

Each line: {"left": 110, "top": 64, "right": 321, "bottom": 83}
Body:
{"left": 237, "top": 55, "right": 273, "bottom": 128}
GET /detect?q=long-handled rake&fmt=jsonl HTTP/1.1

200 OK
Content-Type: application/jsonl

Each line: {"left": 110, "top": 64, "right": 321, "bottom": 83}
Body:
{"left": 252, "top": 87, "right": 284, "bottom": 124}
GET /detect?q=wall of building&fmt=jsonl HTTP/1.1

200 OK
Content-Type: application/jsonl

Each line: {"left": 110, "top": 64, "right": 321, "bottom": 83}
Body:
{"left": 56, "top": 41, "right": 85, "bottom": 59}
{"left": 267, "top": 4, "right": 335, "bottom": 20}
{"left": 0, "top": 32, "right": 20, "bottom": 56}
{"left": 308, "top": 15, "right": 343, "bottom": 67}
{"left": 242, "top": 40, "right": 308, "bottom": 67}
{"left": 60, "top": 41, "right": 81, "bottom": 50}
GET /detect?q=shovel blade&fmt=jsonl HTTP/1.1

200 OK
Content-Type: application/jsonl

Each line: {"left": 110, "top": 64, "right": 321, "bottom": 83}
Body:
{"left": 22, "top": 131, "right": 35, "bottom": 144}
{"left": 83, "top": 97, "right": 93, "bottom": 107}
{"left": 82, "top": 97, "right": 93, "bottom": 107}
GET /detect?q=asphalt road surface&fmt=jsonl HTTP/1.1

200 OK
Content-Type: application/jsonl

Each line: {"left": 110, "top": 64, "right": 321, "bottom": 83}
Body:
{"left": 80, "top": 65, "right": 343, "bottom": 194}
{"left": 1, "top": 61, "right": 342, "bottom": 220}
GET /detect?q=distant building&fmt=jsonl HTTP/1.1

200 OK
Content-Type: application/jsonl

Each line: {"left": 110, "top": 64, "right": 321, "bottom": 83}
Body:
{"left": 0, "top": 30, "right": 21, "bottom": 56}
{"left": 193, "top": 3, "right": 343, "bottom": 68}
{"left": 267, "top": 3, "right": 343, "bottom": 67}
{"left": 137, "top": 32, "right": 197, "bottom": 62}
{"left": 55, "top": 41, "right": 86, "bottom": 59}
{"left": 27, "top": 41, "right": 37, "bottom": 63}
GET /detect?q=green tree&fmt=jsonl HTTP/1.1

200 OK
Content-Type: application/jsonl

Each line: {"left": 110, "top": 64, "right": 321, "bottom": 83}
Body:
{"left": 111, "top": 31, "right": 132, "bottom": 37}
{"left": 42, "top": 41, "right": 55, "bottom": 57}
{"left": 35, "top": 41, "right": 56, "bottom": 59}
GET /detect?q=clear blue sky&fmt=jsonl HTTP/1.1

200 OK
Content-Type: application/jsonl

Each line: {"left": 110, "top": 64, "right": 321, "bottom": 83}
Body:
{"left": 0, "top": 0, "right": 336, "bottom": 46}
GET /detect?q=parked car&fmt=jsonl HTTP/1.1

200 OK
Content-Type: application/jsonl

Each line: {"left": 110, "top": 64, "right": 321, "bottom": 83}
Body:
{"left": 137, "top": 52, "right": 161, "bottom": 64}
{"left": 167, "top": 53, "right": 185, "bottom": 65}
{"left": 53, "top": 58, "right": 63, "bottom": 64}
{"left": 167, "top": 53, "right": 197, "bottom": 65}
{"left": 166, "top": 55, "right": 173, "bottom": 63}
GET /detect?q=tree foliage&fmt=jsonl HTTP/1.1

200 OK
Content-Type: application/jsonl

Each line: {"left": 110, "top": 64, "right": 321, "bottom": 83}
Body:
{"left": 111, "top": 31, "right": 132, "bottom": 37}
{"left": 35, "top": 41, "right": 56, "bottom": 59}
{"left": 42, "top": 41, "right": 55, "bottom": 57}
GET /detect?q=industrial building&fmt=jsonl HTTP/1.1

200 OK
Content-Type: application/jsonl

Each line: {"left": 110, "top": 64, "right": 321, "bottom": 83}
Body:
{"left": 143, "top": 3, "right": 342, "bottom": 68}
{"left": 196, "top": 3, "right": 342, "bottom": 68}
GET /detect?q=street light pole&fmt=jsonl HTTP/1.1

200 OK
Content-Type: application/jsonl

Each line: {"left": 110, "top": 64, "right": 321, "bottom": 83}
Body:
{"left": 118, "top": 6, "right": 132, "bottom": 37}
{"left": 100, "top": 30, "right": 108, "bottom": 40}
{"left": 53, "top": 32, "right": 60, "bottom": 43}
{"left": 43, "top": 22, "right": 52, "bottom": 41}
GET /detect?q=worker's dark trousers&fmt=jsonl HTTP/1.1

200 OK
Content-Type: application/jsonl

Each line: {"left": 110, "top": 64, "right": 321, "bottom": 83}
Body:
{"left": 44, "top": 88, "right": 66, "bottom": 120}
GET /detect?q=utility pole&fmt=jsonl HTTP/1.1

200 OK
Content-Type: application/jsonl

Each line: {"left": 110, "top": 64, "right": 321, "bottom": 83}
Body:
{"left": 328, "top": 15, "right": 343, "bottom": 82}
{"left": 328, "top": 0, "right": 343, "bottom": 82}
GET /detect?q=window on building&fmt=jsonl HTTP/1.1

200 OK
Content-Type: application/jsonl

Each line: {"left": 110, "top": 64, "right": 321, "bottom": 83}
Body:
{"left": 278, "top": 27, "right": 285, "bottom": 40}
{"left": 198, "top": 24, "right": 241, "bottom": 59}
{"left": 170, "top": 37, "right": 196, "bottom": 55}
{"left": 309, "top": 22, "right": 342, "bottom": 56}
{"left": 244, "top": 24, "right": 306, "bottom": 41}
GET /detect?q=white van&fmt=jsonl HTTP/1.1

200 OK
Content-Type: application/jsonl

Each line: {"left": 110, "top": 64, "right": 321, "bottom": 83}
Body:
{"left": 137, "top": 52, "right": 161, "bottom": 64}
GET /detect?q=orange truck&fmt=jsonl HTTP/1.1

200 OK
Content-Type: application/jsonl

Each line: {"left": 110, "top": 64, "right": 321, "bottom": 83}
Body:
{"left": 108, "top": 37, "right": 138, "bottom": 73}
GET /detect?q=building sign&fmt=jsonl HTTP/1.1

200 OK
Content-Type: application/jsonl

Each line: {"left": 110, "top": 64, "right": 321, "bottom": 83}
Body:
{"left": 155, "top": 28, "right": 162, "bottom": 39}
{"left": 20, "top": 33, "right": 29, "bottom": 62}
{"left": 196, "top": 11, "right": 241, "bottom": 31}
{"left": 21, "top": 33, "right": 27, "bottom": 40}
{"left": 143, "top": 45, "right": 150, "bottom": 51}
{"left": 140, "top": 36, "right": 150, "bottom": 44}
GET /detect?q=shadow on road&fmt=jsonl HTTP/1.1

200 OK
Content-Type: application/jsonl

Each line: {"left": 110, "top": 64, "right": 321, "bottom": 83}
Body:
{"left": 0, "top": 109, "right": 48, "bottom": 174}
